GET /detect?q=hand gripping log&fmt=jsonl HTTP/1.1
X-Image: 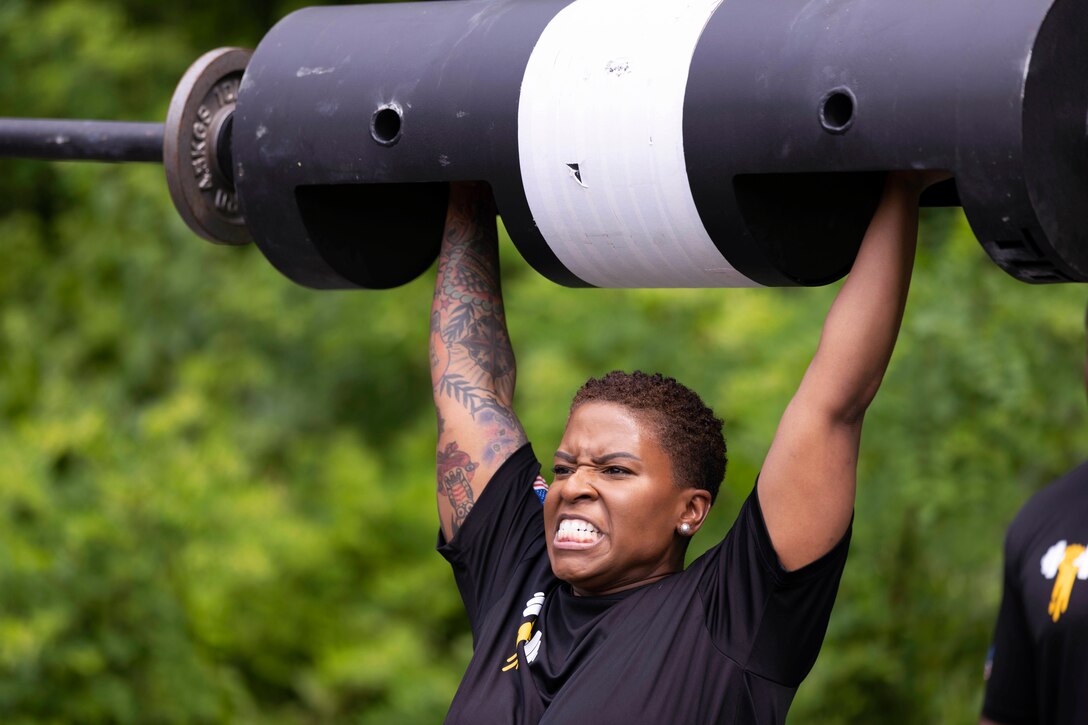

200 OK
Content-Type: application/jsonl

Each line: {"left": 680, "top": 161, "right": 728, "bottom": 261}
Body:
{"left": 2, "top": 0, "right": 1086, "bottom": 289}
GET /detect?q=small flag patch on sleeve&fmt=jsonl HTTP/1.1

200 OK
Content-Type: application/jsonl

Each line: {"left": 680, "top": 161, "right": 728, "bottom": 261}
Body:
{"left": 533, "top": 476, "right": 549, "bottom": 505}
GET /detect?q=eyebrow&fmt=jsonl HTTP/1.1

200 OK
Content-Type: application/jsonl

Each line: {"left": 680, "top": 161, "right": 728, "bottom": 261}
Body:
{"left": 554, "top": 451, "right": 642, "bottom": 464}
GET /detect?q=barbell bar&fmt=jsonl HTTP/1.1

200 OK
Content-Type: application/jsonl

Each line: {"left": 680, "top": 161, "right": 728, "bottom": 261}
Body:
{"left": 0, "top": 119, "right": 163, "bottom": 163}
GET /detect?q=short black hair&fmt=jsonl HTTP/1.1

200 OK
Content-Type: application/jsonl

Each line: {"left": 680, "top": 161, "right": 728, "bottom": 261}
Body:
{"left": 570, "top": 371, "right": 727, "bottom": 503}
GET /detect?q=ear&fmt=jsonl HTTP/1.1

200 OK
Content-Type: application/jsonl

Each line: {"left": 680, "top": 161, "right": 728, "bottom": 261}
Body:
{"left": 678, "top": 488, "right": 713, "bottom": 535}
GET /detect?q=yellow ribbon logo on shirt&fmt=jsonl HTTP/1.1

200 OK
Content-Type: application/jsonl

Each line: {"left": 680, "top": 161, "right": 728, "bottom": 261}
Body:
{"left": 1041, "top": 540, "right": 1088, "bottom": 623}
{"left": 502, "top": 592, "right": 545, "bottom": 671}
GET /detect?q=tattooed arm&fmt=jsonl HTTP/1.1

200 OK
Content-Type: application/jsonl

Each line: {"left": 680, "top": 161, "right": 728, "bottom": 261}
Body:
{"left": 431, "top": 182, "right": 528, "bottom": 541}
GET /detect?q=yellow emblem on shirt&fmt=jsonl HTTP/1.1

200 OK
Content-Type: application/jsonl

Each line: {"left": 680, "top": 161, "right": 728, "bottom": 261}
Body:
{"left": 1041, "top": 540, "right": 1088, "bottom": 623}
{"left": 502, "top": 592, "right": 545, "bottom": 671}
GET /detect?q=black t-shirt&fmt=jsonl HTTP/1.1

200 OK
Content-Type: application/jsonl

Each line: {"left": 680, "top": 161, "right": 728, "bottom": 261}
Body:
{"left": 438, "top": 444, "right": 850, "bottom": 724}
{"left": 982, "top": 459, "right": 1088, "bottom": 725}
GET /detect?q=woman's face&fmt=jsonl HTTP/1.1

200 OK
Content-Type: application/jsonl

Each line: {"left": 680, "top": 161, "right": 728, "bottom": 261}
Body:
{"left": 545, "top": 401, "right": 704, "bottom": 596}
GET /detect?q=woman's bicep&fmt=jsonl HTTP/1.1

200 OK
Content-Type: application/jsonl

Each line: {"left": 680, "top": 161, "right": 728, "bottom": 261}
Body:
{"left": 435, "top": 399, "right": 527, "bottom": 540}
{"left": 758, "top": 399, "right": 860, "bottom": 571}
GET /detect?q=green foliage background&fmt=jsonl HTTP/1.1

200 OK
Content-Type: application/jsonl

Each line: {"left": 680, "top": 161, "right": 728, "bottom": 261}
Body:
{"left": 1, "top": 1, "right": 1085, "bottom": 722}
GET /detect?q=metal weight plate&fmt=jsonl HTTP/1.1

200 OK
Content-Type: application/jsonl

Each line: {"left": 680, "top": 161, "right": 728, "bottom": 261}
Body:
{"left": 164, "top": 47, "right": 252, "bottom": 245}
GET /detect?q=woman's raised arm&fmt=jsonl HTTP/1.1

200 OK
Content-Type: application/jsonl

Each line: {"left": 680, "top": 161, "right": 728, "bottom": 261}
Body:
{"left": 430, "top": 183, "right": 527, "bottom": 541}
{"left": 758, "top": 171, "right": 945, "bottom": 571}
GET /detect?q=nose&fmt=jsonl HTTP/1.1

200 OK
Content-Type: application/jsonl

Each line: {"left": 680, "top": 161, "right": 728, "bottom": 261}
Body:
{"left": 557, "top": 466, "right": 599, "bottom": 502}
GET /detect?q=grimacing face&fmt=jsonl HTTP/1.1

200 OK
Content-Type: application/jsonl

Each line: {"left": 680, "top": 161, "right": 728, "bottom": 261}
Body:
{"left": 545, "top": 402, "right": 711, "bottom": 597}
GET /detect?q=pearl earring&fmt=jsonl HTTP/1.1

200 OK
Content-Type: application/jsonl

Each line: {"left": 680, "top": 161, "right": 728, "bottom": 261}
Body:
{"left": 679, "top": 523, "right": 692, "bottom": 535}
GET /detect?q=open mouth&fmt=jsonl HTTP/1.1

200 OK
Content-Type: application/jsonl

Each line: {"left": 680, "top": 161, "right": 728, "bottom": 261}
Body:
{"left": 554, "top": 518, "right": 603, "bottom": 549}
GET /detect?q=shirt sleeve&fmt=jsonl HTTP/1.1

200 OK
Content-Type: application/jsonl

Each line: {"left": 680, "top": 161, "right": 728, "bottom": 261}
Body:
{"left": 696, "top": 483, "right": 851, "bottom": 687}
{"left": 436, "top": 443, "right": 546, "bottom": 638}
{"left": 981, "top": 533, "right": 1038, "bottom": 724}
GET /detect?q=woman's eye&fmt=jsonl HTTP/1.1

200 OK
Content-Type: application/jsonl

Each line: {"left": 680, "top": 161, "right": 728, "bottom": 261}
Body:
{"left": 603, "top": 466, "right": 631, "bottom": 476}
{"left": 552, "top": 465, "right": 572, "bottom": 477}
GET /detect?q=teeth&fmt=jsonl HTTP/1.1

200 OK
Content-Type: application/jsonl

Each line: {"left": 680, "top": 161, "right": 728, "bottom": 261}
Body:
{"left": 556, "top": 518, "right": 602, "bottom": 543}
{"left": 558, "top": 519, "right": 600, "bottom": 534}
